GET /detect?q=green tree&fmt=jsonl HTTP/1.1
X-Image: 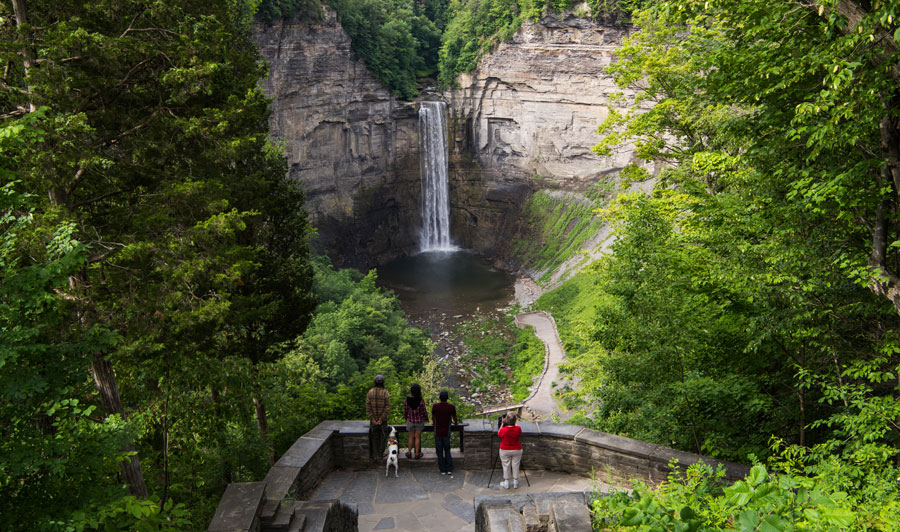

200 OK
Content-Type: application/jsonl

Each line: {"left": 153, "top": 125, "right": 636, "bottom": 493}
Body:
{"left": 1, "top": 0, "right": 315, "bottom": 524}
{"left": 575, "top": 0, "right": 900, "bottom": 460}
{"left": 297, "top": 259, "right": 432, "bottom": 386}
{"left": 331, "top": 0, "right": 442, "bottom": 97}
{"left": 0, "top": 117, "right": 189, "bottom": 531}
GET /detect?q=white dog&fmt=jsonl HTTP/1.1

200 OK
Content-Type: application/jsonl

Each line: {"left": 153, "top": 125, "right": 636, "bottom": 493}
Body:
{"left": 385, "top": 426, "right": 399, "bottom": 477}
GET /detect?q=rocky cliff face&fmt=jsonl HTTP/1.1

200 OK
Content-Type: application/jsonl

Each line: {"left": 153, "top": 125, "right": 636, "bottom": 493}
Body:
{"left": 445, "top": 14, "right": 637, "bottom": 258}
{"left": 254, "top": 9, "right": 639, "bottom": 270}
{"left": 254, "top": 10, "right": 421, "bottom": 267}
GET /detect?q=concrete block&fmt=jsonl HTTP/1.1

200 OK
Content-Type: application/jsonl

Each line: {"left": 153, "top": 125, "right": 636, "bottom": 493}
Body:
{"left": 312, "top": 420, "right": 342, "bottom": 432}
{"left": 485, "top": 507, "right": 524, "bottom": 532}
{"left": 263, "top": 465, "right": 302, "bottom": 503}
{"left": 269, "top": 501, "right": 294, "bottom": 530}
{"left": 301, "top": 428, "right": 334, "bottom": 442}
{"left": 530, "top": 493, "right": 585, "bottom": 517}
{"left": 549, "top": 501, "right": 592, "bottom": 532}
{"left": 208, "top": 482, "right": 266, "bottom": 532}
{"left": 522, "top": 506, "right": 542, "bottom": 532}
{"left": 277, "top": 437, "right": 328, "bottom": 468}
{"left": 286, "top": 513, "right": 306, "bottom": 532}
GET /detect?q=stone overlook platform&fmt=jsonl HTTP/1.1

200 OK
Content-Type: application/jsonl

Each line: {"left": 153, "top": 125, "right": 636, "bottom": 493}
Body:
{"left": 208, "top": 419, "right": 749, "bottom": 532}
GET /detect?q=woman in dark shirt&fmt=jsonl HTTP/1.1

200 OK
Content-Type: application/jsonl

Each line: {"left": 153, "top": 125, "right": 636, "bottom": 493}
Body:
{"left": 403, "top": 383, "right": 428, "bottom": 459}
{"left": 497, "top": 411, "right": 523, "bottom": 489}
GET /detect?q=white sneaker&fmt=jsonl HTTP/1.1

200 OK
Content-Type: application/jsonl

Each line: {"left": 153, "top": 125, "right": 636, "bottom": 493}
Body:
{"left": 512, "top": 480, "right": 519, "bottom": 489}
{"left": 500, "top": 480, "right": 509, "bottom": 489}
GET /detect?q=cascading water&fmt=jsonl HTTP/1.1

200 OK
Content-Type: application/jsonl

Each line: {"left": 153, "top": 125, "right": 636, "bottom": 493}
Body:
{"left": 418, "top": 101, "right": 456, "bottom": 252}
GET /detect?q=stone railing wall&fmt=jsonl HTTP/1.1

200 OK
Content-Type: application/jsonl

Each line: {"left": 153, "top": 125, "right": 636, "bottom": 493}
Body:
{"left": 440, "top": 419, "right": 748, "bottom": 486}
{"left": 208, "top": 419, "right": 749, "bottom": 532}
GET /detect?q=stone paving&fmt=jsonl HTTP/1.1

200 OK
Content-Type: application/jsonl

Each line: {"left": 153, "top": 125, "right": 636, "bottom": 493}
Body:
{"left": 309, "top": 464, "right": 606, "bottom": 532}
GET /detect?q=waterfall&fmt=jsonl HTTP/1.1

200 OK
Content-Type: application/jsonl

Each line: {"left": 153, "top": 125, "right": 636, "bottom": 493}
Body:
{"left": 418, "top": 101, "right": 456, "bottom": 252}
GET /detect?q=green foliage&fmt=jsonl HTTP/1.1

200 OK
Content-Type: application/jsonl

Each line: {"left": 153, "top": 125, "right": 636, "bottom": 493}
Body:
{"left": 513, "top": 188, "right": 610, "bottom": 281}
{"left": 257, "top": 0, "right": 447, "bottom": 97}
{"left": 330, "top": 0, "right": 444, "bottom": 98}
{"left": 0, "top": 142, "right": 187, "bottom": 529}
{"left": 256, "top": 0, "right": 324, "bottom": 21}
{"left": 456, "top": 314, "right": 514, "bottom": 391}
{"left": 452, "top": 313, "right": 545, "bottom": 400}
{"left": 458, "top": 314, "right": 513, "bottom": 357}
{"left": 592, "top": 459, "right": 897, "bottom": 532}
{"left": 438, "top": 0, "right": 523, "bottom": 84}
{"left": 544, "top": 0, "right": 900, "bottom": 466}
{"left": 295, "top": 258, "right": 433, "bottom": 386}
{"left": 554, "top": 0, "right": 900, "bottom": 527}
{"left": 438, "top": 0, "right": 644, "bottom": 84}
{"left": 1, "top": 1, "right": 317, "bottom": 528}
{"left": 508, "top": 324, "right": 544, "bottom": 401}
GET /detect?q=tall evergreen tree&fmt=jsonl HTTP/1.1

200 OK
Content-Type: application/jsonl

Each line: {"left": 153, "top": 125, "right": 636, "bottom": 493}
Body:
{"left": 1, "top": 0, "right": 315, "bottom": 526}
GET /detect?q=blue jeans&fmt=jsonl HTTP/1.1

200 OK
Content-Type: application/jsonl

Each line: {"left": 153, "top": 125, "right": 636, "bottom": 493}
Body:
{"left": 435, "top": 435, "right": 453, "bottom": 473}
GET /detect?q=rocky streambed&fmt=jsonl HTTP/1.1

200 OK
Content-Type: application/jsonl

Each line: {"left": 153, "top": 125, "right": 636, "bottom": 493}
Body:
{"left": 376, "top": 250, "right": 543, "bottom": 411}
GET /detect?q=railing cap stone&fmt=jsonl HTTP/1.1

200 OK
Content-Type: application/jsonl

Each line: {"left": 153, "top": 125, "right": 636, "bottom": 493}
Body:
{"left": 207, "top": 481, "right": 266, "bottom": 532}
{"left": 534, "top": 422, "right": 583, "bottom": 438}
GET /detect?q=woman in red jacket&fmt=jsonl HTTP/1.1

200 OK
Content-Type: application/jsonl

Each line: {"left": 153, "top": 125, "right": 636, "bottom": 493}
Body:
{"left": 498, "top": 411, "right": 522, "bottom": 489}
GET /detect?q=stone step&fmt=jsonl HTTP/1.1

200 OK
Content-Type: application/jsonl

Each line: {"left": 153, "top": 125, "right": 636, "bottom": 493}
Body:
{"left": 292, "top": 500, "right": 357, "bottom": 532}
{"left": 264, "top": 501, "right": 295, "bottom": 532}
{"left": 286, "top": 511, "right": 306, "bottom": 532}
{"left": 293, "top": 501, "right": 330, "bottom": 532}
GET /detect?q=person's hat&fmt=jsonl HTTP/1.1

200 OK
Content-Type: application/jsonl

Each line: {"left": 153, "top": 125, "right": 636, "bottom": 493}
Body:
{"left": 374, "top": 374, "right": 385, "bottom": 384}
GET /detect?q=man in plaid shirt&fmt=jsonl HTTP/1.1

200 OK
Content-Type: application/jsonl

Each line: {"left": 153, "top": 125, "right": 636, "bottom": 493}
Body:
{"left": 366, "top": 374, "right": 390, "bottom": 459}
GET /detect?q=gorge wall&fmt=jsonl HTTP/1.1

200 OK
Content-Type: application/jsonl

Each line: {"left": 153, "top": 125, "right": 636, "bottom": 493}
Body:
{"left": 254, "top": 9, "right": 638, "bottom": 268}
{"left": 253, "top": 10, "right": 421, "bottom": 267}
{"left": 444, "top": 13, "right": 637, "bottom": 260}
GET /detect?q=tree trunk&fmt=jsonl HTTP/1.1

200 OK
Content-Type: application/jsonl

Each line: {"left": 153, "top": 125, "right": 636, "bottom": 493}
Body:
{"left": 896, "top": 372, "right": 900, "bottom": 467}
{"left": 91, "top": 356, "right": 149, "bottom": 498}
{"left": 867, "top": 113, "right": 900, "bottom": 314}
{"left": 10, "top": 0, "right": 36, "bottom": 112}
{"left": 253, "top": 395, "right": 275, "bottom": 466}
{"left": 677, "top": 354, "right": 703, "bottom": 455}
{"left": 798, "top": 342, "right": 806, "bottom": 447}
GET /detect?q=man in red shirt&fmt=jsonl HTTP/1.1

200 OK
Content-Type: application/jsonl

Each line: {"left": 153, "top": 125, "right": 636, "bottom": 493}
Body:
{"left": 431, "top": 390, "right": 459, "bottom": 477}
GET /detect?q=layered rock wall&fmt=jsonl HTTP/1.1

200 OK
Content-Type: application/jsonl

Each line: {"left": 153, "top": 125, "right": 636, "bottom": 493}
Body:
{"left": 254, "top": 10, "right": 421, "bottom": 266}
{"left": 254, "top": 9, "right": 640, "bottom": 268}
{"left": 445, "top": 14, "right": 637, "bottom": 258}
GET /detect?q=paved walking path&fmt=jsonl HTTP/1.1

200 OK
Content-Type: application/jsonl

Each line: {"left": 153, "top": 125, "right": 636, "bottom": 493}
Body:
{"left": 309, "top": 466, "right": 599, "bottom": 532}
{"left": 514, "top": 311, "right": 567, "bottom": 420}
